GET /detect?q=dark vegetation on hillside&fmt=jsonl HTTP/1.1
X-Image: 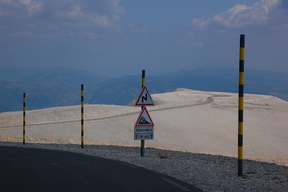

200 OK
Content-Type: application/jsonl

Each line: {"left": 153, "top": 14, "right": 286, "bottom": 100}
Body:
{"left": 1, "top": 66, "right": 287, "bottom": 112}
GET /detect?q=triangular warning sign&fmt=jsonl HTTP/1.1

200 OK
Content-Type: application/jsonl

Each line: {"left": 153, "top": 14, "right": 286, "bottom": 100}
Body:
{"left": 135, "top": 86, "right": 154, "bottom": 106}
{"left": 135, "top": 107, "right": 154, "bottom": 127}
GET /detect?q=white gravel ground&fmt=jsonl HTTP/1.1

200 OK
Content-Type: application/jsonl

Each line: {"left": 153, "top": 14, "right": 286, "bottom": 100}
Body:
{"left": 0, "top": 89, "right": 287, "bottom": 191}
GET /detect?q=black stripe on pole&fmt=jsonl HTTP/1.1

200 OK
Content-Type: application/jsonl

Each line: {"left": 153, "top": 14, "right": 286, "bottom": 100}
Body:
{"left": 240, "top": 35, "right": 245, "bottom": 48}
{"left": 238, "top": 34, "right": 245, "bottom": 176}
{"left": 239, "top": 60, "right": 244, "bottom": 72}
{"left": 239, "top": 85, "right": 244, "bottom": 97}
{"left": 23, "top": 93, "right": 26, "bottom": 145}
{"left": 238, "top": 135, "right": 243, "bottom": 146}
{"left": 238, "top": 110, "right": 243, "bottom": 122}
{"left": 141, "top": 70, "right": 145, "bottom": 157}
{"left": 81, "top": 84, "right": 84, "bottom": 148}
{"left": 142, "top": 70, "right": 145, "bottom": 83}
{"left": 238, "top": 159, "right": 243, "bottom": 175}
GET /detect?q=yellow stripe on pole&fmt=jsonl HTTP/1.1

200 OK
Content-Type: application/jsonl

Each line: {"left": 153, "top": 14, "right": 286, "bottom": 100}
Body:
{"left": 238, "top": 122, "right": 244, "bottom": 135}
{"left": 239, "top": 72, "right": 244, "bottom": 85}
{"left": 238, "top": 147, "right": 243, "bottom": 159}
{"left": 238, "top": 98, "right": 244, "bottom": 110}
{"left": 240, "top": 48, "right": 245, "bottom": 60}
{"left": 142, "top": 78, "right": 145, "bottom": 87}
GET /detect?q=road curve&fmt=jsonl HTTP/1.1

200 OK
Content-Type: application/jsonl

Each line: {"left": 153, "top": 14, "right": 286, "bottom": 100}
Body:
{"left": 0, "top": 94, "right": 217, "bottom": 129}
{"left": 0, "top": 146, "right": 202, "bottom": 192}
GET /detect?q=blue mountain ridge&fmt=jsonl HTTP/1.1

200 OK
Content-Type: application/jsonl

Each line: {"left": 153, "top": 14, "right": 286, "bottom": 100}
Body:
{"left": 0, "top": 66, "right": 287, "bottom": 112}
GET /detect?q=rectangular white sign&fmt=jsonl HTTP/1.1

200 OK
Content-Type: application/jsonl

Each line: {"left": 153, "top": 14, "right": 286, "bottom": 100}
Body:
{"left": 134, "top": 133, "right": 154, "bottom": 140}
{"left": 134, "top": 126, "right": 154, "bottom": 140}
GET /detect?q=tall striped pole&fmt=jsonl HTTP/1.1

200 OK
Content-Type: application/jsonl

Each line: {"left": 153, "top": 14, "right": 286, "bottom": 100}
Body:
{"left": 140, "top": 70, "right": 145, "bottom": 156}
{"left": 23, "top": 93, "right": 26, "bottom": 145}
{"left": 81, "top": 84, "right": 84, "bottom": 148}
{"left": 238, "top": 34, "right": 245, "bottom": 176}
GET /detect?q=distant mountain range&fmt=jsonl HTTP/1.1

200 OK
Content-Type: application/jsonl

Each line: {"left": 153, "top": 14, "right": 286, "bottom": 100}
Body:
{"left": 0, "top": 66, "right": 287, "bottom": 112}
{"left": 0, "top": 68, "right": 103, "bottom": 112}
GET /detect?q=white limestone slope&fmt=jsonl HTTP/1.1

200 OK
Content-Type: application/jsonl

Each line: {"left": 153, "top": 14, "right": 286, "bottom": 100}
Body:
{"left": 0, "top": 88, "right": 287, "bottom": 164}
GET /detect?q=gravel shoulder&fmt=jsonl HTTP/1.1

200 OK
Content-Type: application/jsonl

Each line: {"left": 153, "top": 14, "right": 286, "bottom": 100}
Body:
{"left": 1, "top": 142, "right": 287, "bottom": 192}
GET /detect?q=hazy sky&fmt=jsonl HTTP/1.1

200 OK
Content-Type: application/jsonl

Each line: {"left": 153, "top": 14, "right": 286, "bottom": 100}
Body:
{"left": 1, "top": 0, "right": 287, "bottom": 77}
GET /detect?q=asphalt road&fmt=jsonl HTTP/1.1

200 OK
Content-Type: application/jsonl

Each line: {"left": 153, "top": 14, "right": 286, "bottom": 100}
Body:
{"left": 0, "top": 146, "right": 202, "bottom": 192}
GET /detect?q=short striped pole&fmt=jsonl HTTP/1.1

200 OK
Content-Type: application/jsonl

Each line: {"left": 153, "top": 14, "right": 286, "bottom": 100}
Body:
{"left": 81, "top": 84, "right": 84, "bottom": 148}
{"left": 23, "top": 93, "right": 26, "bottom": 145}
{"left": 140, "top": 70, "right": 145, "bottom": 157}
{"left": 238, "top": 34, "right": 245, "bottom": 176}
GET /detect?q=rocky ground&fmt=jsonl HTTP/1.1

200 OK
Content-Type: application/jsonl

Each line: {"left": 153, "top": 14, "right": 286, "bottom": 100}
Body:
{"left": 1, "top": 142, "right": 287, "bottom": 192}
{"left": 1, "top": 90, "right": 287, "bottom": 191}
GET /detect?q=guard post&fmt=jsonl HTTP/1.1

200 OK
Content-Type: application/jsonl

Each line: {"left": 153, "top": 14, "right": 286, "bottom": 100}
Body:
{"left": 81, "top": 84, "right": 84, "bottom": 148}
{"left": 238, "top": 34, "right": 245, "bottom": 176}
{"left": 23, "top": 93, "right": 26, "bottom": 145}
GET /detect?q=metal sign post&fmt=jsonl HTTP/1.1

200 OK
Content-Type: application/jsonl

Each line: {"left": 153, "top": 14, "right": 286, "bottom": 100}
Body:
{"left": 141, "top": 70, "right": 145, "bottom": 156}
{"left": 134, "top": 70, "right": 155, "bottom": 157}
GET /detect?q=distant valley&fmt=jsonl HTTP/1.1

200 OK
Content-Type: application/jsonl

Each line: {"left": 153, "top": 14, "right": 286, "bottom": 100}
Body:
{"left": 0, "top": 66, "right": 287, "bottom": 112}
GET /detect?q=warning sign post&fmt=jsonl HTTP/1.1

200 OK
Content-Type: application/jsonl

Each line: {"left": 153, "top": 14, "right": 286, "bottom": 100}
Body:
{"left": 134, "top": 107, "right": 154, "bottom": 127}
{"left": 135, "top": 70, "right": 155, "bottom": 156}
{"left": 135, "top": 86, "right": 154, "bottom": 106}
{"left": 134, "top": 107, "right": 154, "bottom": 140}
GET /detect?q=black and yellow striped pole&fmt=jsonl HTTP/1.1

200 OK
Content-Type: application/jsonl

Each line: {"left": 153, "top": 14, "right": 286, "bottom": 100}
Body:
{"left": 23, "top": 93, "right": 26, "bottom": 145}
{"left": 141, "top": 70, "right": 145, "bottom": 156}
{"left": 238, "top": 34, "right": 245, "bottom": 176}
{"left": 81, "top": 84, "right": 84, "bottom": 148}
